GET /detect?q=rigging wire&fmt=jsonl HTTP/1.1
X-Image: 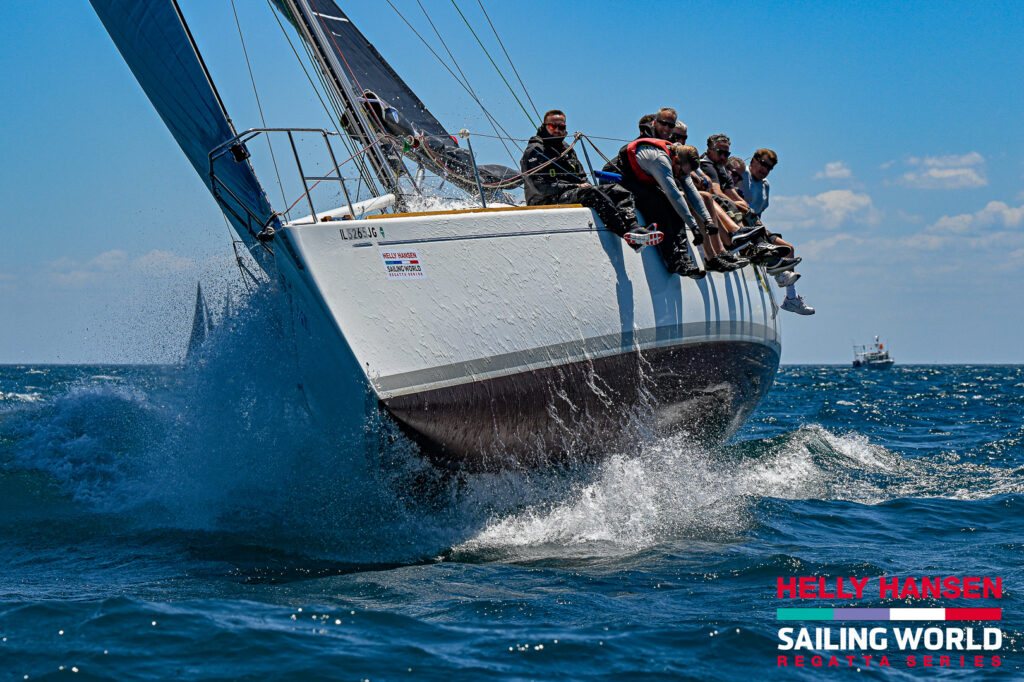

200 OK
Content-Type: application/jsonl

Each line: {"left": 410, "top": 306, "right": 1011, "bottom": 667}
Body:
{"left": 419, "top": 132, "right": 587, "bottom": 189}
{"left": 219, "top": 214, "right": 262, "bottom": 292}
{"left": 265, "top": 0, "right": 341, "bottom": 135}
{"left": 261, "top": 3, "right": 627, "bottom": 204}
{"left": 308, "top": 11, "right": 418, "bottom": 193}
{"left": 297, "top": 34, "right": 382, "bottom": 196}
{"left": 475, "top": 0, "right": 540, "bottom": 122}
{"left": 411, "top": 0, "right": 519, "bottom": 164}
{"left": 580, "top": 133, "right": 615, "bottom": 163}
{"left": 297, "top": 11, "right": 382, "bottom": 194}
{"left": 381, "top": 0, "right": 522, "bottom": 157}
{"left": 449, "top": 0, "right": 536, "bottom": 127}
{"left": 267, "top": 0, "right": 384, "bottom": 198}
{"left": 230, "top": 0, "right": 287, "bottom": 210}
{"left": 279, "top": 129, "right": 587, "bottom": 212}
{"left": 280, "top": 134, "right": 387, "bottom": 214}
{"left": 265, "top": 0, "right": 375, "bottom": 210}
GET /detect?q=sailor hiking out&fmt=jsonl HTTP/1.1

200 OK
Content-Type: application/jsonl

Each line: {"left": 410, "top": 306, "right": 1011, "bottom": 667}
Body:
{"left": 521, "top": 110, "right": 663, "bottom": 248}
{"left": 615, "top": 138, "right": 748, "bottom": 277}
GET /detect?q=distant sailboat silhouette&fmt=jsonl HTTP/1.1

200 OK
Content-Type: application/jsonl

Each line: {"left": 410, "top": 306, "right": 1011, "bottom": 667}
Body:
{"left": 185, "top": 282, "right": 211, "bottom": 362}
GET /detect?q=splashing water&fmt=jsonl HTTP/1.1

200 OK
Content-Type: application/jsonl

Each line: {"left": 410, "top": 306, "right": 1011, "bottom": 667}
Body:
{"left": 1, "top": 290, "right": 1021, "bottom": 571}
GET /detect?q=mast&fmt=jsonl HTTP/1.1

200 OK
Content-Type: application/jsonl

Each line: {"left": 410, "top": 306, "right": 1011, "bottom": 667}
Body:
{"left": 282, "top": 0, "right": 401, "bottom": 196}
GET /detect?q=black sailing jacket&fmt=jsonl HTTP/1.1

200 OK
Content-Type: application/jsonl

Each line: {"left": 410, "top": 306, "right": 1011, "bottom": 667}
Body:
{"left": 520, "top": 125, "right": 587, "bottom": 205}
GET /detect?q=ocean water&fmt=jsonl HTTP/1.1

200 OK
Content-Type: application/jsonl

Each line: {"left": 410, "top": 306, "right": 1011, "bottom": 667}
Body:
{"left": 1, "top": 306, "right": 1021, "bottom": 679}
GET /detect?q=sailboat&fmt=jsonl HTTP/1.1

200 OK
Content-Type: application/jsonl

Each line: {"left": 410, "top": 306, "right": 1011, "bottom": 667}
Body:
{"left": 185, "top": 282, "right": 211, "bottom": 362}
{"left": 90, "top": 0, "right": 782, "bottom": 469}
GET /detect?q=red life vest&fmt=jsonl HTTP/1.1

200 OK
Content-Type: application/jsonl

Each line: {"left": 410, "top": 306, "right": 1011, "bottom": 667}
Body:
{"left": 626, "top": 138, "right": 673, "bottom": 184}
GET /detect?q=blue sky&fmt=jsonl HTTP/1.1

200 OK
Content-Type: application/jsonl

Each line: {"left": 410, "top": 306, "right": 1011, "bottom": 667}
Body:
{"left": 1, "top": 0, "right": 1022, "bottom": 363}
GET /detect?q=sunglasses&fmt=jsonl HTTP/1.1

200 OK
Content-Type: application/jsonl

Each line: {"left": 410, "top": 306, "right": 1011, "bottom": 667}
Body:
{"left": 656, "top": 118, "right": 677, "bottom": 126}
{"left": 545, "top": 123, "right": 567, "bottom": 130}
{"left": 669, "top": 133, "right": 688, "bottom": 142}
{"left": 715, "top": 147, "right": 731, "bottom": 156}
{"left": 755, "top": 157, "right": 775, "bottom": 169}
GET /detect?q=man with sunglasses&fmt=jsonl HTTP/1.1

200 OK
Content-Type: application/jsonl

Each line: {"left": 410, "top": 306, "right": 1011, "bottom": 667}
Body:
{"left": 738, "top": 149, "right": 815, "bottom": 315}
{"left": 602, "top": 108, "right": 678, "bottom": 175}
{"left": 725, "top": 157, "right": 746, "bottom": 187}
{"left": 522, "top": 109, "right": 664, "bottom": 248}
{"left": 649, "top": 107, "right": 680, "bottom": 142}
{"left": 700, "top": 134, "right": 750, "bottom": 211}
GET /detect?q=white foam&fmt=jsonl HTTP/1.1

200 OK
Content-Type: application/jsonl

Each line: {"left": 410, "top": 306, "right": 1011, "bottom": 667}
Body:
{"left": 454, "top": 424, "right": 1023, "bottom": 561}
{"left": 0, "top": 391, "right": 43, "bottom": 403}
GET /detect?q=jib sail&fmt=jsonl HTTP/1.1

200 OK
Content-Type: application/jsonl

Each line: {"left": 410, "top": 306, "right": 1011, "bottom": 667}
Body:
{"left": 90, "top": 0, "right": 276, "bottom": 270}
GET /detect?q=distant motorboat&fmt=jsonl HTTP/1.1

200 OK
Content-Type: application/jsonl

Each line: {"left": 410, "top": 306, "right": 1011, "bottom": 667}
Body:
{"left": 853, "top": 336, "right": 894, "bottom": 369}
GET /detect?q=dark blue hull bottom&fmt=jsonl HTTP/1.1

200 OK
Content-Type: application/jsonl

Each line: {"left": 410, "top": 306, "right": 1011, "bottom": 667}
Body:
{"left": 383, "top": 340, "right": 780, "bottom": 470}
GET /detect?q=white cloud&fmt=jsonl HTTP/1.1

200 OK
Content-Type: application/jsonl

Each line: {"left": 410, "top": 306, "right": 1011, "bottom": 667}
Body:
{"left": 132, "top": 250, "right": 194, "bottom": 274}
{"left": 813, "top": 161, "right": 852, "bottom": 180}
{"left": 770, "top": 190, "right": 881, "bottom": 231}
{"left": 798, "top": 233, "right": 860, "bottom": 260}
{"left": 90, "top": 250, "right": 129, "bottom": 271}
{"left": 896, "top": 209, "right": 923, "bottom": 224}
{"left": 894, "top": 152, "right": 987, "bottom": 189}
{"left": 45, "top": 248, "right": 195, "bottom": 286}
{"left": 897, "top": 167, "right": 987, "bottom": 190}
{"left": 927, "top": 201, "right": 1024, "bottom": 235}
{"left": 894, "top": 233, "right": 952, "bottom": 251}
{"left": 908, "top": 152, "right": 985, "bottom": 168}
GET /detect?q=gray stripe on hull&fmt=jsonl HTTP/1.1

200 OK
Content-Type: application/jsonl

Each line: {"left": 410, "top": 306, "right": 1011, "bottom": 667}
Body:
{"left": 376, "top": 226, "right": 596, "bottom": 247}
{"left": 374, "top": 321, "right": 780, "bottom": 397}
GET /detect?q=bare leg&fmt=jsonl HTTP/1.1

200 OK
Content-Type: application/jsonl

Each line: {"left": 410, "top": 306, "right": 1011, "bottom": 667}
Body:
{"left": 699, "top": 194, "right": 732, "bottom": 257}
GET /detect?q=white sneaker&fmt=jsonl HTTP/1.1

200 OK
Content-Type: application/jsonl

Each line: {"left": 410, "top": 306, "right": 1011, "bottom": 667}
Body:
{"left": 624, "top": 225, "right": 665, "bottom": 248}
{"left": 781, "top": 295, "right": 815, "bottom": 315}
{"left": 774, "top": 271, "right": 801, "bottom": 287}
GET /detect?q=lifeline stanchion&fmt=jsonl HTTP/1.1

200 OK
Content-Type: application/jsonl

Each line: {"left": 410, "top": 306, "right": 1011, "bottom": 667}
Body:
{"left": 460, "top": 128, "right": 487, "bottom": 208}
{"left": 578, "top": 133, "right": 598, "bottom": 185}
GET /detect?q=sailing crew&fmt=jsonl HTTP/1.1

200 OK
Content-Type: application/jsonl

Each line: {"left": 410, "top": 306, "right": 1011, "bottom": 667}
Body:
{"left": 616, "top": 138, "right": 747, "bottom": 276}
{"left": 701, "top": 134, "right": 750, "bottom": 212}
{"left": 737, "top": 149, "right": 815, "bottom": 315}
{"left": 694, "top": 134, "right": 759, "bottom": 251}
{"left": 522, "top": 110, "right": 664, "bottom": 248}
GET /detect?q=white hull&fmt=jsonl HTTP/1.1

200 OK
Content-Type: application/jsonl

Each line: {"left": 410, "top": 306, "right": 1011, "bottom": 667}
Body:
{"left": 273, "top": 205, "right": 782, "bottom": 467}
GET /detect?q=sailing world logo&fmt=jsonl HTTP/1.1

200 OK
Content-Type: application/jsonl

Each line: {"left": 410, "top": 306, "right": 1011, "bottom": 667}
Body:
{"left": 380, "top": 249, "right": 426, "bottom": 279}
{"left": 774, "top": 576, "right": 1004, "bottom": 670}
